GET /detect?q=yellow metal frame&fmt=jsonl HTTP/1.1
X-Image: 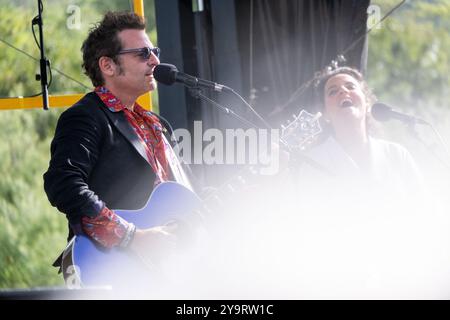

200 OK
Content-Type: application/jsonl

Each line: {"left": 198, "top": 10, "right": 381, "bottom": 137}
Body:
{"left": 0, "top": 0, "right": 152, "bottom": 111}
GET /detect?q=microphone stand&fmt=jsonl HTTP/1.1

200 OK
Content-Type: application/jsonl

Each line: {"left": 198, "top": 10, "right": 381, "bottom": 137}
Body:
{"left": 426, "top": 123, "right": 450, "bottom": 162}
{"left": 33, "top": 0, "right": 50, "bottom": 110}
{"left": 188, "top": 86, "right": 294, "bottom": 150}
{"left": 187, "top": 86, "right": 334, "bottom": 178}
{"left": 187, "top": 87, "right": 262, "bottom": 130}
{"left": 407, "top": 122, "right": 450, "bottom": 171}
{"left": 226, "top": 88, "right": 273, "bottom": 130}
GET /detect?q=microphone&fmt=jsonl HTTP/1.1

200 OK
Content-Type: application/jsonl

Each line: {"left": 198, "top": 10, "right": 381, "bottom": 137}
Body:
{"left": 154, "top": 63, "right": 232, "bottom": 93}
{"left": 371, "top": 102, "right": 428, "bottom": 125}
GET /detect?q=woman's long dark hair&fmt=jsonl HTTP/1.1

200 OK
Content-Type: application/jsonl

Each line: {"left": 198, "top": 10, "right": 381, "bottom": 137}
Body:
{"left": 312, "top": 66, "right": 379, "bottom": 138}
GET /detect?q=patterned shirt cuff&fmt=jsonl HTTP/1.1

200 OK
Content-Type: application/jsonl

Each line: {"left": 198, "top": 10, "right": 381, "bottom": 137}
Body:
{"left": 119, "top": 222, "right": 136, "bottom": 248}
{"left": 81, "top": 207, "right": 135, "bottom": 249}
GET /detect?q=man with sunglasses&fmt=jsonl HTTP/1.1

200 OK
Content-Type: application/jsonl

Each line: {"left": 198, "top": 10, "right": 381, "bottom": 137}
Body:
{"left": 44, "top": 12, "right": 192, "bottom": 280}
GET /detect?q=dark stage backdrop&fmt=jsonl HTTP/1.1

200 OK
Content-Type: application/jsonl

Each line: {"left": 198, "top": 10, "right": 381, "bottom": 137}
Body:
{"left": 155, "top": 0, "right": 370, "bottom": 184}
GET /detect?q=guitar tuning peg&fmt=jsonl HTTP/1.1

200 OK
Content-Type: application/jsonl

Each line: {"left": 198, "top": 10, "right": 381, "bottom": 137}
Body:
{"left": 281, "top": 124, "right": 286, "bottom": 130}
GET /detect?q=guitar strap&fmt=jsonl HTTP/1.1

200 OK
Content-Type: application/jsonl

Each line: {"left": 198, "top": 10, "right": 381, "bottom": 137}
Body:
{"left": 154, "top": 112, "right": 199, "bottom": 193}
{"left": 163, "top": 134, "right": 194, "bottom": 191}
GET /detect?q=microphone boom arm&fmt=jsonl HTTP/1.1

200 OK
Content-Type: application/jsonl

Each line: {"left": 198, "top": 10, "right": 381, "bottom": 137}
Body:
{"left": 187, "top": 87, "right": 261, "bottom": 129}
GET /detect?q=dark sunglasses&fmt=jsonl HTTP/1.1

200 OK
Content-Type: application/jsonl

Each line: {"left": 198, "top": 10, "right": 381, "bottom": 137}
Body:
{"left": 117, "top": 47, "right": 160, "bottom": 60}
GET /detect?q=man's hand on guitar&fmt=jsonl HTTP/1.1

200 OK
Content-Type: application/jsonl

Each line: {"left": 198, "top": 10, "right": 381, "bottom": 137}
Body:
{"left": 129, "top": 223, "right": 178, "bottom": 265}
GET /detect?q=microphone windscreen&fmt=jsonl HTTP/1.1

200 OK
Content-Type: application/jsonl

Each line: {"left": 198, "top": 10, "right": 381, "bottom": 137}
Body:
{"left": 371, "top": 103, "right": 393, "bottom": 122}
{"left": 153, "top": 63, "right": 178, "bottom": 85}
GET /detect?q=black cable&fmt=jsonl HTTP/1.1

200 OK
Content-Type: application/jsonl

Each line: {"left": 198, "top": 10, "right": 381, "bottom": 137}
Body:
{"left": 340, "top": 0, "right": 407, "bottom": 60}
{"left": 31, "top": 1, "right": 43, "bottom": 48}
{"left": 0, "top": 92, "right": 43, "bottom": 99}
{"left": 34, "top": 0, "right": 49, "bottom": 110}
{"left": 0, "top": 0, "right": 90, "bottom": 100}
{"left": 47, "top": 60, "right": 53, "bottom": 87}
{"left": 0, "top": 37, "right": 90, "bottom": 99}
{"left": 229, "top": 88, "right": 272, "bottom": 130}
{"left": 51, "top": 66, "right": 89, "bottom": 89}
{"left": 0, "top": 35, "right": 42, "bottom": 98}
{"left": 0, "top": 37, "right": 38, "bottom": 63}
{"left": 31, "top": 17, "right": 40, "bottom": 50}
{"left": 190, "top": 88, "right": 262, "bottom": 130}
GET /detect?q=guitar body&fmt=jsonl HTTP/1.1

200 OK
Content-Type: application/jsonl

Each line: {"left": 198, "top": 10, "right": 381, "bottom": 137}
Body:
{"left": 67, "top": 182, "right": 201, "bottom": 288}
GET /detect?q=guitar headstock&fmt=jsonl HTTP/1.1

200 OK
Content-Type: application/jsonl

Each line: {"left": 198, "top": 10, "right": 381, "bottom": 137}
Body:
{"left": 280, "top": 110, "right": 322, "bottom": 150}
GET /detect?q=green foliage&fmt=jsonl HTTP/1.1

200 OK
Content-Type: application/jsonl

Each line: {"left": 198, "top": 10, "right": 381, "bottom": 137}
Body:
{"left": 366, "top": 0, "right": 450, "bottom": 161}
{"left": 368, "top": 0, "right": 450, "bottom": 123}
{"left": 0, "top": 4, "right": 41, "bottom": 97}
{"left": 0, "top": 109, "right": 66, "bottom": 288}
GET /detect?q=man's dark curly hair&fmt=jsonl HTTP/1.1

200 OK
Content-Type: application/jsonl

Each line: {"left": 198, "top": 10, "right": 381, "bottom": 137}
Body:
{"left": 81, "top": 11, "right": 146, "bottom": 87}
